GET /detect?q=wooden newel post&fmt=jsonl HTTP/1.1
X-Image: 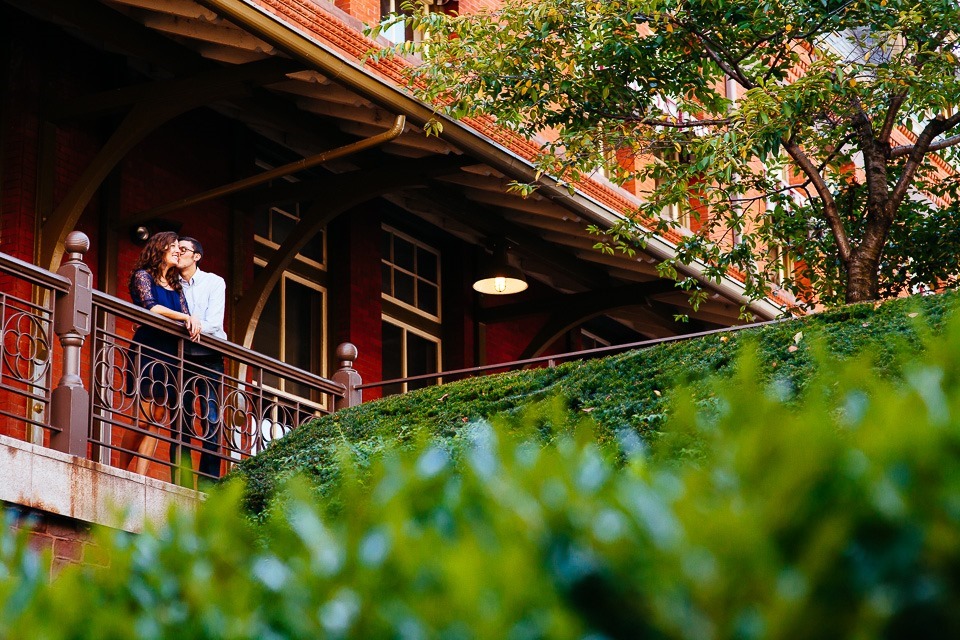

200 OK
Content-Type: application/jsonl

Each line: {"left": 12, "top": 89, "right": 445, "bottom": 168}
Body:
{"left": 51, "top": 231, "right": 93, "bottom": 457}
{"left": 332, "top": 342, "right": 362, "bottom": 410}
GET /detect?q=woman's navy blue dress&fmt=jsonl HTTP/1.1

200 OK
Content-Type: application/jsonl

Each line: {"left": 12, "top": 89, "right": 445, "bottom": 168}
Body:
{"left": 129, "top": 270, "right": 190, "bottom": 402}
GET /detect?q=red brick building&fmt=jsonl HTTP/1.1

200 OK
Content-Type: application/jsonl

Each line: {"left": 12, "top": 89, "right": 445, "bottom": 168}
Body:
{"left": 0, "top": 0, "right": 783, "bottom": 563}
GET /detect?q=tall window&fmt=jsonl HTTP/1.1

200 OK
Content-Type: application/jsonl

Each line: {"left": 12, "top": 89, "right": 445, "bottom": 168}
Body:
{"left": 251, "top": 266, "right": 326, "bottom": 401}
{"left": 254, "top": 203, "right": 325, "bottom": 268}
{"left": 381, "top": 225, "right": 441, "bottom": 395}
{"left": 251, "top": 160, "right": 327, "bottom": 400}
{"left": 379, "top": 0, "right": 416, "bottom": 44}
{"left": 653, "top": 148, "right": 690, "bottom": 227}
{"left": 381, "top": 319, "right": 440, "bottom": 396}
{"left": 379, "top": 0, "right": 454, "bottom": 44}
{"left": 381, "top": 226, "right": 440, "bottom": 319}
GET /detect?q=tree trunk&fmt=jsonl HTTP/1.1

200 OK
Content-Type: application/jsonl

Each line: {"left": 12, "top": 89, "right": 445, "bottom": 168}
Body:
{"left": 845, "top": 141, "right": 894, "bottom": 304}
{"left": 845, "top": 252, "right": 881, "bottom": 303}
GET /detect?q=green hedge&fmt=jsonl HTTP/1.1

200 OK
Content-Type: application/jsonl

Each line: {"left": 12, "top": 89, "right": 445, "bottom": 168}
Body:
{"left": 234, "top": 292, "right": 958, "bottom": 515}
{"left": 4, "top": 305, "right": 960, "bottom": 638}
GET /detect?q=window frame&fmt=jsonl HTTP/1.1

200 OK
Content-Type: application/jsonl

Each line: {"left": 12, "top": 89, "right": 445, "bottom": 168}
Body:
{"left": 380, "top": 315, "right": 442, "bottom": 395}
{"left": 381, "top": 224, "right": 442, "bottom": 322}
{"left": 252, "top": 257, "right": 329, "bottom": 401}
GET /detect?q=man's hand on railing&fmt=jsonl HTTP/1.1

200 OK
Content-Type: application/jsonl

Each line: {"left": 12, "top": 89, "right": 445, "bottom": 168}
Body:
{"left": 184, "top": 315, "right": 203, "bottom": 342}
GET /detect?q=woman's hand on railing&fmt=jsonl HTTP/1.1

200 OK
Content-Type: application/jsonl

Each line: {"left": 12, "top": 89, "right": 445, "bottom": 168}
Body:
{"left": 184, "top": 315, "right": 203, "bottom": 342}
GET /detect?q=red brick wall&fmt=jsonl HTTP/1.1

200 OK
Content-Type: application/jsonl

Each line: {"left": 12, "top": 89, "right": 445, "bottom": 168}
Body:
{"left": 478, "top": 275, "right": 574, "bottom": 364}
{"left": 457, "top": 0, "right": 501, "bottom": 14}
{"left": 328, "top": 205, "right": 384, "bottom": 396}
{"left": 0, "top": 12, "right": 45, "bottom": 441}
{"left": 439, "top": 239, "right": 476, "bottom": 371}
{"left": 116, "top": 112, "right": 234, "bottom": 304}
{"left": 334, "top": 0, "right": 380, "bottom": 25}
{"left": 0, "top": 13, "right": 240, "bottom": 478}
{"left": 5, "top": 504, "right": 108, "bottom": 579}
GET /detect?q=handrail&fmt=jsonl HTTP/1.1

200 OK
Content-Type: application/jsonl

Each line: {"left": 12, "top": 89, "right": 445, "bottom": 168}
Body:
{"left": 0, "top": 253, "right": 71, "bottom": 293}
{"left": 0, "top": 233, "right": 360, "bottom": 485}
{"left": 91, "top": 290, "right": 346, "bottom": 397}
{"left": 359, "top": 317, "right": 789, "bottom": 390}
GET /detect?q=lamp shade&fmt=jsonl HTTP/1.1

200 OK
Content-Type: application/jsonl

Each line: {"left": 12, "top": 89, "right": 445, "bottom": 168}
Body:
{"left": 473, "top": 248, "right": 528, "bottom": 295}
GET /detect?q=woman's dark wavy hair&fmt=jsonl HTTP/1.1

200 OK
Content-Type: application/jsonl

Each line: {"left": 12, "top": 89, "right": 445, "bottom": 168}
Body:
{"left": 129, "top": 231, "right": 182, "bottom": 292}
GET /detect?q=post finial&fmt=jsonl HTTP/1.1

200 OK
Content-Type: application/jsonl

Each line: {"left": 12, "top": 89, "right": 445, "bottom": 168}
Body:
{"left": 64, "top": 231, "right": 90, "bottom": 258}
{"left": 333, "top": 343, "right": 361, "bottom": 410}
{"left": 336, "top": 342, "right": 358, "bottom": 368}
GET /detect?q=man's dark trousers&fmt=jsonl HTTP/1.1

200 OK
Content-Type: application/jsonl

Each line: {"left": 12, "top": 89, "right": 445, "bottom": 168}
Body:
{"left": 174, "top": 345, "right": 224, "bottom": 479}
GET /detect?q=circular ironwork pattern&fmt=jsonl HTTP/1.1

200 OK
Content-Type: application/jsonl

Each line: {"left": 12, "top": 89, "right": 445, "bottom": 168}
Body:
{"left": 93, "top": 342, "right": 136, "bottom": 413}
{"left": 181, "top": 371, "right": 222, "bottom": 440}
{"left": 222, "top": 386, "right": 260, "bottom": 454}
{"left": 1, "top": 311, "right": 51, "bottom": 383}
{"left": 141, "top": 359, "right": 180, "bottom": 413}
{"left": 262, "top": 405, "right": 295, "bottom": 444}
{"left": 89, "top": 343, "right": 326, "bottom": 460}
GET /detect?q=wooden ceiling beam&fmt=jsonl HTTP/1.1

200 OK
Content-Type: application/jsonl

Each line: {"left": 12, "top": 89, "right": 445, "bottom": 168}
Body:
{"left": 245, "top": 154, "right": 471, "bottom": 208}
{"left": 434, "top": 171, "right": 516, "bottom": 193}
{"left": 568, "top": 248, "right": 662, "bottom": 277}
{"left": 423, "top": 183, "right": 612, "bottom": 291}
{"left": 338, "top": 122, "right": 456, "bottom": 154}
{"left": 507, "top": 212, "right": 591, "bottom": 236}
{"left": 297, "top": 99, "right": 399, "bottom": 128}
{"left": 48, "top": 56, "right": 301, "bottom": 121}
{"left": 143, "top": 13, "right": 276, "bottom": 52}
{"left": 9, "top": 0, "right": 203, "bottom": 74}
{"left": 466, "top": 190, "right": 574, "bottom": 218}
{"left": 478, "top": 280, "right": 680, "bottom": 324}
{"left": 195, "top": 44, "right": 270, "bottom": 64}
{"left": 106, "top": 0, "right": 217, "bottom": 21}
{"left": 267, "top": 79, "right": 373, "bottom": 107}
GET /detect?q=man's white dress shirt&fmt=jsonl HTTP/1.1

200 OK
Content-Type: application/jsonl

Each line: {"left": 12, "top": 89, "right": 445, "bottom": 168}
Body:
{"left": 180, "top": 268, "right": 228, "bottom": 340}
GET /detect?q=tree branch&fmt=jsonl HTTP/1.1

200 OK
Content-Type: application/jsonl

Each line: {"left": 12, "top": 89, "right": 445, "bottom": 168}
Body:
{"left": 878, "top": 91, "right": 909, "bottom": 144}
{"left": 590, "top": 110, "right": 732, "bottom": 128}
{"left": 669, "top": 19, "right": 757, "bottom": 90}
{"left": 889, "top": 114, "right": 959, "bottom": 209}
{"left": 781, "top": 138, "right": 851, "bottom": 263}
{"left": 890, "top": 119, "right": 960, "bottom": 158}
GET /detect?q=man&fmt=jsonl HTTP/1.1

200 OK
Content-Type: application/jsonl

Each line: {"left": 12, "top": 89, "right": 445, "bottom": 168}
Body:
{"left": 176, "top": 237, "right": 228, "bottom": 481}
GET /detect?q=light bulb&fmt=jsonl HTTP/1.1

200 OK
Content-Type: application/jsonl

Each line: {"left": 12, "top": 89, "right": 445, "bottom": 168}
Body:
{"left": 494, "top": 276, "right": 507, "bottom": 293}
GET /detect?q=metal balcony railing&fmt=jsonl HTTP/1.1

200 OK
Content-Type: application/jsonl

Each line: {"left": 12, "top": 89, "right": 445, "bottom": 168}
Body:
{"left": 0, "top": 251, "right": 69, "bottom": 444}
{"left": 0, "top": 231, "right": 362, "bottom": 486}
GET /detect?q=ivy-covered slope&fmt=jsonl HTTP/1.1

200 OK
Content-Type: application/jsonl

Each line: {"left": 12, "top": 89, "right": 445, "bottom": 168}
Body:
{"left": 232, "top": 292, "right": 959, "bottom": 514}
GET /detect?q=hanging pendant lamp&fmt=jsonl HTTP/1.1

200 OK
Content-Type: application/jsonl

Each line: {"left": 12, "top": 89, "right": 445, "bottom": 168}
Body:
{"left": 473, "top": 245, "right": 528, "bottom": 295}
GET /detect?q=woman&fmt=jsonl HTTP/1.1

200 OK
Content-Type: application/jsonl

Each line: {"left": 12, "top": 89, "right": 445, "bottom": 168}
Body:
{"left": 119, "top": 231, "right": 201, "bottom": 475}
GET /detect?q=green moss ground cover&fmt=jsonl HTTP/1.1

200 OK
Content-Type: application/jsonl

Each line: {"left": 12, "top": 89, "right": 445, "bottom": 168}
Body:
{"left": 233, "top": 291, "right": 959, "bottom": 515}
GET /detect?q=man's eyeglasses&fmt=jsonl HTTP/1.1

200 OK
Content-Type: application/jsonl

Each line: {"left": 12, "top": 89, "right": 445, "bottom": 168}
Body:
{"left": 178, "top": 247, "right": 195, "bottom": 255}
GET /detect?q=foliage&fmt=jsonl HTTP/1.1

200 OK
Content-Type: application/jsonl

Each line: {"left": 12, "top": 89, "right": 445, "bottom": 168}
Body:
{"left": 233, "top": 290, "right": 958, "bottom": 517}
{"left": 6, "top": 300, "right": 960, "bottom": 637}
{"left": 369, "top": 0, "right": 960, "bottom": 305}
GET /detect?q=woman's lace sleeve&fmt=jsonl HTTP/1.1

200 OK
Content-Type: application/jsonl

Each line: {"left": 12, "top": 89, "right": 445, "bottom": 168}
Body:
{"left": 177, "top": 290, "right": 190, "bottom": 315}
{"left": 129, "top": 270, "right": 158, "bottom": 309}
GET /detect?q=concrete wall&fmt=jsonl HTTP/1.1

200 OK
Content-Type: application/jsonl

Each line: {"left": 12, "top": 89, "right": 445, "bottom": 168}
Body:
{"left": 1, "top": 432, "right": 202, "bottom": 577}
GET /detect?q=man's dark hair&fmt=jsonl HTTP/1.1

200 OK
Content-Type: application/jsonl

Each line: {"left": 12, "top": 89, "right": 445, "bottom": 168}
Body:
{"left": 180, "top": 236, "right": 203, "bottom": 257}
